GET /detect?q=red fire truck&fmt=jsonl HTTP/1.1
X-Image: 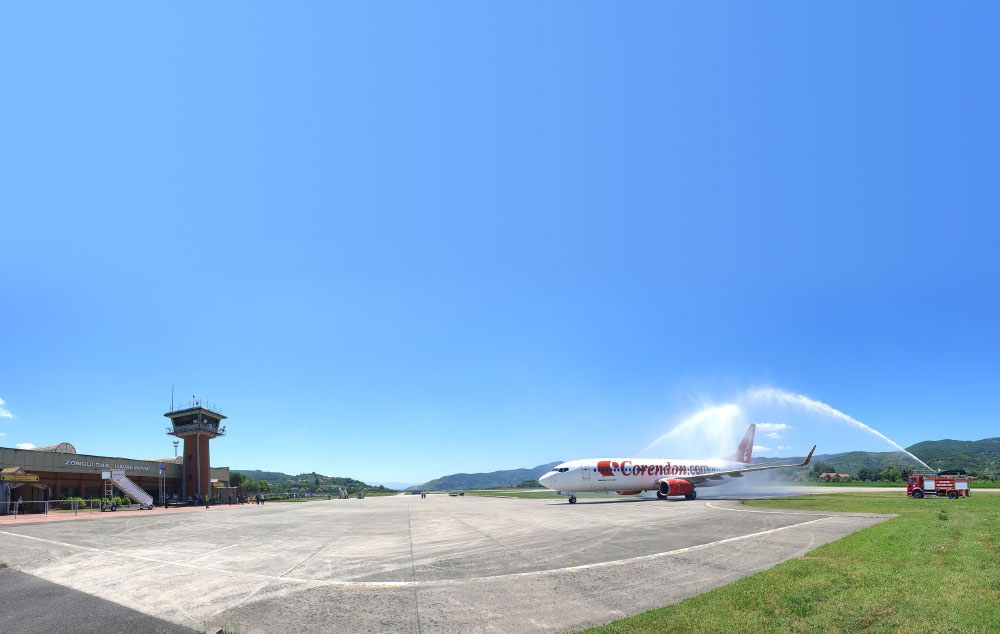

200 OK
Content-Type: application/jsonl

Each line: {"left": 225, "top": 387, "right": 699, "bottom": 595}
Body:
{"left": 906, "top": 470, "right": 972, "bottom": 499}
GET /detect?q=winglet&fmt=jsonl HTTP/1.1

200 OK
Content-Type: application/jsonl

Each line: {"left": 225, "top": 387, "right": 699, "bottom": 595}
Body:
{"left": 797, "top": 445, "right": 816, "bottom": 467}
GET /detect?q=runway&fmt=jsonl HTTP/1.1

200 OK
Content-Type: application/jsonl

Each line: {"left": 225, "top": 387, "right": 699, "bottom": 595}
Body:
{"left": 0, "top": 494, "right": 892, "bottom": 634}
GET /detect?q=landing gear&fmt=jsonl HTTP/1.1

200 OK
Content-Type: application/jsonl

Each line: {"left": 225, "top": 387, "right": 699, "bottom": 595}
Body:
{"left": 569, "top": 496, "right": 577, "bottom": 504}
{"left": 684, "top": 490, "right": 697, "bottom": 501}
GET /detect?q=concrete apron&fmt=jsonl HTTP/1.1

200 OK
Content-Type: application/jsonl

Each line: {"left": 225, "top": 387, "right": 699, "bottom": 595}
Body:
{"left": 0, "top": 495, "right": 892, "bottom": 634}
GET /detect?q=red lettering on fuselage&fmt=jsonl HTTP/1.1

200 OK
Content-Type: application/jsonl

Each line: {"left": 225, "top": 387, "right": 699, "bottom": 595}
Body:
{"left": 594, "top": 461, "right": 720, "bottom": 481}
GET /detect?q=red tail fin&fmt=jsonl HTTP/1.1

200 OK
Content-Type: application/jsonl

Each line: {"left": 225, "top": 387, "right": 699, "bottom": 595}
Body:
{"left": 727, "top": 424, "right": 755, "bottom": 463}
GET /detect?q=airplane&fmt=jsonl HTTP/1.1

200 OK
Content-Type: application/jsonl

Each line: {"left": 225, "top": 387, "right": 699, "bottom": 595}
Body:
{"left": 538, "top": 424, "right": 815, "bottom": 503}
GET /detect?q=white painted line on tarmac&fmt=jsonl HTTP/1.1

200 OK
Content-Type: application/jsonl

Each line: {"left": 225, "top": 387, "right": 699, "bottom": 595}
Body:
{"left": 704, "top": 501, "right": 836, "bottom": 516}
{"left": 704, "top": 500, "right": 890, "bottom": 519}
{"left": 0, "top": 516, "right": 832, "bottom": 589}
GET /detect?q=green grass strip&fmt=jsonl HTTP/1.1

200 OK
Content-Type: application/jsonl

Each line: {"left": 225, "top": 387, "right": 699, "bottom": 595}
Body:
{"left": 579, "top": 492, "right": 1000, "bottom": 634}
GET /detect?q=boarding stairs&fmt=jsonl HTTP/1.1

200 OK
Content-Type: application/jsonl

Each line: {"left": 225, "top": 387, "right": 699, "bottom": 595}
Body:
{"left": 107, "top": 474, "right": 154, "bottom": 509}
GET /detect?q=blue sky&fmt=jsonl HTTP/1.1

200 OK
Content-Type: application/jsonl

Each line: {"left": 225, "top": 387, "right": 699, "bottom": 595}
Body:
{"left": 2, "top": 3, "right": 997, "bottom": 484}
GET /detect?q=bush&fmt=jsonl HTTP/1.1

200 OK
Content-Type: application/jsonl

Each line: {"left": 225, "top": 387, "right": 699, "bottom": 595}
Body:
{"left": 58, "top": 497, "right": 85, "bottom": 510}
{"left": 97, "top": 496, "right": 133, "bottom": 508}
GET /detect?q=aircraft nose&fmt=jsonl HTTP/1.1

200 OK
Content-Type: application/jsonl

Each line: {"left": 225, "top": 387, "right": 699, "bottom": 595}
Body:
{"left": 539, "top": 472, "right": 555, "bottom": 488}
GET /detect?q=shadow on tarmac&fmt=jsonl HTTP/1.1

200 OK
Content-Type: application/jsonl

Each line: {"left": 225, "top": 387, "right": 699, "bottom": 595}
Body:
{"left": 0, "top": 567, "right": 195, "bottom": 634}
{"left": 545, "top": 492, "right": 800, "bottom": 505}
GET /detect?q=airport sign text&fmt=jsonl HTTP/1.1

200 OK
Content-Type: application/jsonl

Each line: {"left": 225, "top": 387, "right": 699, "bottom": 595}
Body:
{"left": 65, "top": 460, "right": 151, "bottom": 472}
{"left": 1, "top": 474, "right": 40, "bottom": 482}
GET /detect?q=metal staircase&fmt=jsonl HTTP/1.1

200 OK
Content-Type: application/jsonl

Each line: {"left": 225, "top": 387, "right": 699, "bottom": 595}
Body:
{"left": 108, "top": 474, "right": 154, "bottom": 509}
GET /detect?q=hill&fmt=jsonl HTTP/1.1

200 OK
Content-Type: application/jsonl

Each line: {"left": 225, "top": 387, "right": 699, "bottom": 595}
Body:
{"left": 808, "top": 451, "right": 927, "bottom": 474}
{"left": 906, "top": 437, "right": 1000, "bottom": 475}
{"left": 758, "top": 437, "right": 1000, "bottom": 479}
{"left": 233, "top": 469, "right": 394, "bottom": 493}
{"left": 416, "top": 461, "right": 562, "bottom": 491}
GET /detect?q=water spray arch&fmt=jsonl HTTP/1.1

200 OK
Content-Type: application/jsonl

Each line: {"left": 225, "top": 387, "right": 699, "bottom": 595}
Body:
{"left": 639, "top": 387, "right": 930, "bottom": 471}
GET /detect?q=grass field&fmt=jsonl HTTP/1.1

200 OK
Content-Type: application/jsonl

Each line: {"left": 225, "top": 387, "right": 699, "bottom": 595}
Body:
{"left": 463, "top": 490, "right": 561, "bottom": 499}
{"left": 579, "top": 492, "right": 1000, "bottom": 634}
{"left": 787, "top": 480, "right": 999, "bottom": 489}
{"left": 788, "top": 480, "right": 907, "bottom": 487}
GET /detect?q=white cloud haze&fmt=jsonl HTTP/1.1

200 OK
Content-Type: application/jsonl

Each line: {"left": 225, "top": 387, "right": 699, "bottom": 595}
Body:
{"left": 0, "top": 397, "right": 12, "bottom": 418}
{"left": 756, "top": 422, "right": 791, "bottom": 432}
{"left": 16, "top": 443, "right": 35, "bottom": 449}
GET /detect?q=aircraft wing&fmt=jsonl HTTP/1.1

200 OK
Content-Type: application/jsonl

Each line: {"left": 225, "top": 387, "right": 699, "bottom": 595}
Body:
{"left": 670, "top": 446, "right": 816, "bottom": 485}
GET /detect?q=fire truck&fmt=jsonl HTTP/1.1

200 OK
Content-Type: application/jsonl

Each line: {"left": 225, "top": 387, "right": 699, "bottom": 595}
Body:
{"left": 906, "top": 470, "right": 972, "bottom": 499}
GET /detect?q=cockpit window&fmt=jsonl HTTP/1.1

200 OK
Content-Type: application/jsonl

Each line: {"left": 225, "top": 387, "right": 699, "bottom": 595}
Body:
{"left": 555, "top": 467, "right": 569, "bottom": 472}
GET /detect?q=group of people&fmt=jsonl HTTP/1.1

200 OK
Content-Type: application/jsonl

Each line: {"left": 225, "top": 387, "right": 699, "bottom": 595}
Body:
{"left": 170, "top": 492, "right": 266, "bottom": 506}
{"left": 225, "top": 493, "right": 265, "bottom": 505}
{"left": 152, "top": 491, "right": 272, "bottom": 509}
{"left": 181, "top": 493, "right": 213, "bottom": 507}
{"left": 8, "top": 491, "right": 271, "bottom": 515}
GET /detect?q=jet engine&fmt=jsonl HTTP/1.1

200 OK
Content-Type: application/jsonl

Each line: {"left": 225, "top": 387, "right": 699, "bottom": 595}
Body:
{"left": 657, "top": 478, "right": 692, "bottom": 497}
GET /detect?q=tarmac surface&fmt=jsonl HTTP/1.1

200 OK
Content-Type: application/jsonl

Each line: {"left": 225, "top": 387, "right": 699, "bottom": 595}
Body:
{"left": 0, "top": 494, "right": 893, "bottom": 634}
{"left": 0, "top": 567, "right": 191, "bottom": 634}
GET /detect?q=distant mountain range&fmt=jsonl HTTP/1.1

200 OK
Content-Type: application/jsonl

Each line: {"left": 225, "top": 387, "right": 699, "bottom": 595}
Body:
{"left": 801, "top": 437, "right": 999, "bottom": 476}
{"left": 414, "top": 462, "right": 562, "bottom": 491}
{"left": 414, "top": 437, "right": 1000, "bottom": 490}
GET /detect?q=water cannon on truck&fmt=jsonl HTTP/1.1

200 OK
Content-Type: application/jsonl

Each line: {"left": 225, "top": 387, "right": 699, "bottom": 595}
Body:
{"left": 907, "top": 470, "right": 972, "bottom": 499}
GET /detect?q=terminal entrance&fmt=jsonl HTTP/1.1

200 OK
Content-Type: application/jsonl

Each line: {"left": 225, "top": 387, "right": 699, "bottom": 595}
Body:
{"left": 1, "top": 467, "right": 47, "bottom": 515}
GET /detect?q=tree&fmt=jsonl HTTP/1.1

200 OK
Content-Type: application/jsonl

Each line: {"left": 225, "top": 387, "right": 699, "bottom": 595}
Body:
{"left": 882, "top": 465, "right": 902, "bottom": 482}
{"left": 230, "top": 472, "right": 245, "bottom": 487}
{"left": 244, "top": 477, "right": 272, "bottom": 494}
{"left": 857, "top": 467, "right": 874, "bottom": 482}
{"left": 811, "top": 462, "right": 832, "bottom": 480}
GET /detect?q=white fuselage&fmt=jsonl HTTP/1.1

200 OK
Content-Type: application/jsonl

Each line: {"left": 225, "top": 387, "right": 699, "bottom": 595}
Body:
{"left": 539, "top": 458, "right": 748, "bottom": 493}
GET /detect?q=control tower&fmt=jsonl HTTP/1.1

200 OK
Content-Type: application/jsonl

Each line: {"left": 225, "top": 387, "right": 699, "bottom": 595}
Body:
{"left": 165, "top": 400, "right": 226, "bottom": 499}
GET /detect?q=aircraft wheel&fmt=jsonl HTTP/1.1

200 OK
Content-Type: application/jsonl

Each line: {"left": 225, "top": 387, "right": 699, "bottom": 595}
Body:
{"left": 569, "top": 496, "right": 577, "bottom": 504}
{"left": 685, "top": 490, "right": 697, "bottom": 501}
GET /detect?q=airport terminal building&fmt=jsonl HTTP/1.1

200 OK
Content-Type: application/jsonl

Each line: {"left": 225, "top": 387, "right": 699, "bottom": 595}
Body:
{"left": 0, "top": 404, "right": 231, "bottom": 512}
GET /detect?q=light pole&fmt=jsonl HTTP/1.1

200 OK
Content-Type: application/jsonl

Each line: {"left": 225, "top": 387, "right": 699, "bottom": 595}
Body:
{"left": 168, "top": 440, "right": 179, "bottom": 505}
